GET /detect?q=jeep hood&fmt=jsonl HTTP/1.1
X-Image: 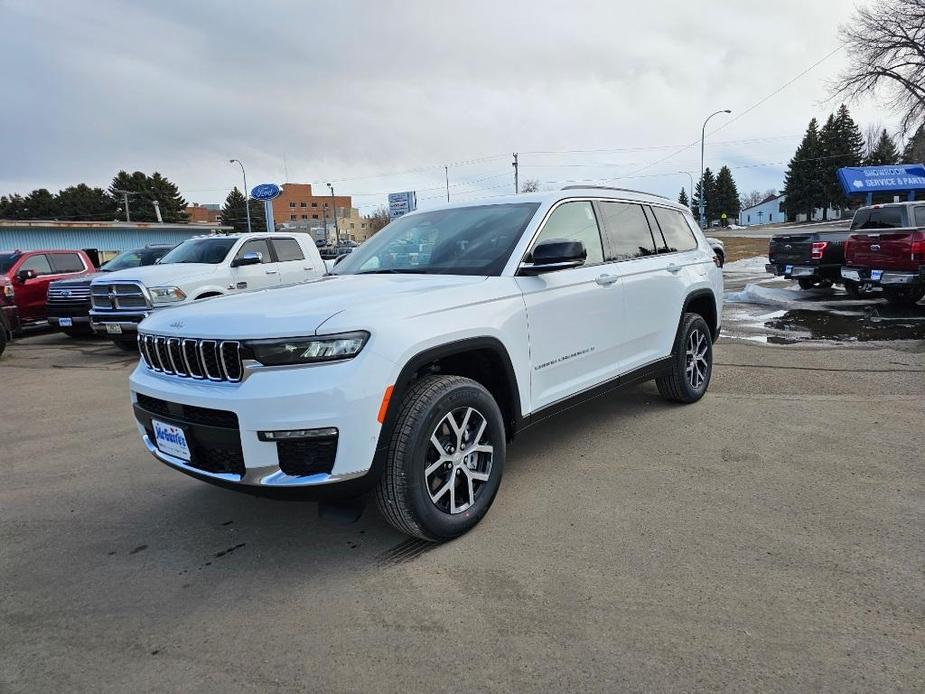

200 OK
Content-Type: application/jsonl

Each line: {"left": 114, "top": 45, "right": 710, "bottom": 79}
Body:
{"left": 93, "top": 264, "right": 219, "bottom": 287}
{"left": 139, "top": 274, "right": 488, "bottom": 339}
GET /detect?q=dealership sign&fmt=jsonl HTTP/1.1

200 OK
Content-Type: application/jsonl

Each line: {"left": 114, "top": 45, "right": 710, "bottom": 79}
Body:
{"left": 388, "top": 191, "right": 417, "bottom": 220}
{"left": 250, "top": 183, "right": 282, "bottom": 201}
{"left": 837, "top": 164, "right": 925, "bottom": 196}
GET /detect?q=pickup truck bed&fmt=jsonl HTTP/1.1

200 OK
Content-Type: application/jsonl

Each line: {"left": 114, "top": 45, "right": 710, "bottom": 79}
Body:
{"left": 766, "top": 229, "right": 857, "bottom": 291}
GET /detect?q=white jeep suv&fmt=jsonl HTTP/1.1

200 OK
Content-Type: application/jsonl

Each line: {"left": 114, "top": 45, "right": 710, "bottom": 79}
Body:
{"left": 90, "top": 233, "right": 324, "bottom": 349}
{"left": 129, "top": 188, "right": 722, "bottom": 540}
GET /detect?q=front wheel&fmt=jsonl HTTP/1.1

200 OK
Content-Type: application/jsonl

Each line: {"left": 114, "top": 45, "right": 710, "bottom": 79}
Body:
{"left": 884, "top": 286, "right": 925, "bottom": 306}
{"left": 797, "top": 278, "right": 815, "bottom": 290}
{"left": 656, "top": 313, "right": 713, "bottom": 404}
{"left": 375, "top": 375, "right": 506, "bottom": 541}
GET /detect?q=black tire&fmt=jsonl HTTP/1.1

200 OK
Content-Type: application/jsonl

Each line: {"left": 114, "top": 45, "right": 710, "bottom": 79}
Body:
{"left": 63, "top": 327, "right": 91, "bottom": 338}
{"left": 112, "top": 338, "right": 138, "bottom": 352}
{"left": 884, "top": 286, "right": 925, "bottom": 306}
{"left": 375, "top": 375, "right": 506, "bottom": 542}
{"left": 843, "top": 280, "right": 862, "bottom": 298}
{"left": 797, "top": 278, "right": 815, "bottom": 290}
{"left": 0, "top": 328, "right": 7, "bottom": 357}
{"left": 715, "top": 251, "right": 725, "bottom": 268}
{"left": 656, "top": 313, "right": 713, "bottom": 404}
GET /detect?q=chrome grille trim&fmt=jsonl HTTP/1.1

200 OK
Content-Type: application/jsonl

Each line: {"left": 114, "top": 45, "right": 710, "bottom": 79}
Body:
{"left": 139, "top": 333, "right": 242, "bottom": 383}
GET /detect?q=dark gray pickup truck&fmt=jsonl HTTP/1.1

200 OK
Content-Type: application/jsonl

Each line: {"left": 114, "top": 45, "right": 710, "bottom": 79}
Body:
{"left": 766, "top": 228, "right": 861, "bottom": 295}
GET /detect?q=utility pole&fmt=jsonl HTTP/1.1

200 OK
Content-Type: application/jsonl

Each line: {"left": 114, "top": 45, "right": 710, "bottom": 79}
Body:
{"left": 699, "top": 109, "right": 732, "bottom": 228}
{"left": 512, "top": 153, "right": 519, "bottom": 194}
{"left": 112, "top": 189, "right": 136, "bottom": 222}
{"left": 229, "top": 159, "right": 252, "bottom": 234}
{"left": 327, "top": 183, "right": 339, "bottom": 245}
{"left": 152, "top": 199, "right": 163, "bottom": 223}
{"left": 445, "top": 166, "right": 450, "bottom": 202}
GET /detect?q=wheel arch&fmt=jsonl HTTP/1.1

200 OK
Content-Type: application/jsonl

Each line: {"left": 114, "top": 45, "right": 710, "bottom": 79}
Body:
{"left": 193, "top": 290, "right": 224, "bottom": 301}
{"left": 681, "top": 288, "right": 719, "bottom": 341}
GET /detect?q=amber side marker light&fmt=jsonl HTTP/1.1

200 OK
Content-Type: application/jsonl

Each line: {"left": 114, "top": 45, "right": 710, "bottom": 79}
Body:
{"left": 377, "top": 385, "right": 394, "bottom": 424}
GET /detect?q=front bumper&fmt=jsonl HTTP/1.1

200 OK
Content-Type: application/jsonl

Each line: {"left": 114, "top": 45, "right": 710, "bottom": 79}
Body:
{"left": 90, "top": 311, "right": 150, "bottom": 335}
{"left": 841, "top": 267, "right": 925, "bottom": 287}
{"left": 129, "top": 348, "right": 396, "bottom": 495}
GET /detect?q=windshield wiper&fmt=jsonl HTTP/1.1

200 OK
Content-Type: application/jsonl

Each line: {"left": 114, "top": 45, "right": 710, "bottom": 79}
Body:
{"left": 355, "top": 268, "right": 430, "bottom": 275}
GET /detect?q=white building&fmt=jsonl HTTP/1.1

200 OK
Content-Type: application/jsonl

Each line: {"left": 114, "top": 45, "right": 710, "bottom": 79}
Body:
{"left": 738, "top": 194, "right": 843, "bottom": 226}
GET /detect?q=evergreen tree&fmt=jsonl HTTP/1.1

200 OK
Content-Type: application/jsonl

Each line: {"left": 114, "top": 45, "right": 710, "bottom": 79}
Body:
{"left": 220, "top": 187, "right": 266, "bottom": 233}
{"left": 22, "top": 189, "right": 59, "bottom": 219}
{"left": 56, "top": 184, "right": 118, "bottom": 221}
{"left": 783, "top": 118, "right": 825, "bottom": 221}
{"left": 902, "top": 124, "right": 925, "bottom": 163}
{"left": 819, "top": 105, "right": 865, "bottom": 215}
{"left": 691, "top": 168, "right": 717, "bottom": 225}
{"left": 109, "top": 170, "right": 188, "bottom": 222}
{"left": 712, "top": 166, "right": 740, "bottom": 226}
{"left": 677, "top": 187, "right": 689, "bottom": 208}
{"left": 0, "top": 194, "right": 27, "bottom": 219}
{"left": 864, "top": 129, "right": 900, "bottom": 166}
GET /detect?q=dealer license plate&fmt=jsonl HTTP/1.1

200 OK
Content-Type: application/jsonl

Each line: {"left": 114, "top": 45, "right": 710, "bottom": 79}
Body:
{"left": 106, "top": 324, "right": 123, "bottom": 335}
{"left": 871, "top": 270, "right": 883, "bottom": 281}
{"left": 152, "top": 419, "right": 191, "bottom": 461}
{"left": 58, "top": 317, "right": 73, "bottom": 327}
{"left": 785, "top": 265, "right": 793, "bottom": 274}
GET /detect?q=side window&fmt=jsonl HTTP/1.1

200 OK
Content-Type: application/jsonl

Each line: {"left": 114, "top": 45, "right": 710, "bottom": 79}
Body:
{"left": 19, "top": 254, "right": 53, "bottom": 276}
{"left": 532, "top": 201, "right": 603, "bottom": 265}
{"left": 916, "top": 207, "right": 925, "bottom": 227}
{"left": 49, "top": 253, "right": 86, "bottom": 273}
{"left": 234, "top": 239, "right": 272, "bottom": 264}
{"left": 597, "top": 202, "right": 656, "bottom": 260}
{"left": 651, "top": 207, "right": 698, "bottom": 253}
{"left": 272, "top": 238, "right": 305, "bottom": 262}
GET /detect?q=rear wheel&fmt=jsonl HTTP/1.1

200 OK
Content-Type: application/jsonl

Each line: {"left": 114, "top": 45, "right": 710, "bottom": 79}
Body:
{"left": 0, "top": 328, "right": 7, "bottom": 357}
{"left": 656, "top": 313, "right": 713, "bottom": 404}
{"left": 797, "top": 278, "right": 815, "bottom": 290}
{"left": 843, "top": 280, "right": 862, "bottom": 298}
{"left": 375, "top": 375, "right": 505, "bottom": 541}
{"left": 884, "top": 286, "right": 925, "bottom": 306}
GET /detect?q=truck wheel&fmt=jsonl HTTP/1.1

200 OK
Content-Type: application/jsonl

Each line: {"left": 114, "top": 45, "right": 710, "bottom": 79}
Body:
{"left": 843, "top": 280, "right": 861, "bottom": 298}
{"left": 0, "top": 328, "right": 6, "bottom": 357}
{"left": 797, "top": 278, "right": 815, "bottom": 290}
{"left": 884, "top": 286, "right": 925, "bottom": 306}
{"left": 112, "top": 338, "right": 138, "bottom": 352}
{"left": 375, "top": 375, "right": 505, "bottom": 541}
{"left": 656, "top": 313, "right": 713, "bottom": 404}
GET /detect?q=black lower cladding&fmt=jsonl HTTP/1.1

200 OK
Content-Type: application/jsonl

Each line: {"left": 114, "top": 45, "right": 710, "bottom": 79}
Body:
{"left": 276, "top": 436, "right": 338, "bottom": 477}
{"left": 133, "top": 394, "right": 244, "bottom": 477}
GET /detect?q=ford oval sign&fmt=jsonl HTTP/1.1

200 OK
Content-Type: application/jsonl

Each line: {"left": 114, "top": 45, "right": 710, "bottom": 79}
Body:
{"left": 250, "top": 183, "right": 282, "bottom": 201}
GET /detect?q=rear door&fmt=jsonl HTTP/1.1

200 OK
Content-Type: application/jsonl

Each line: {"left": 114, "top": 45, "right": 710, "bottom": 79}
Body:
{"left": 230, "top": 238, "right": 280, "bottom": 291}
{"left": 516, "top": 200, "right": 624, "bottom": 410}
{"left": 269, "top": 237, "right": 313, "bottom": 285}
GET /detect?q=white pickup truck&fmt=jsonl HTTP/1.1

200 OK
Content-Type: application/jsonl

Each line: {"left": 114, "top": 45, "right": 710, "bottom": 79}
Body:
{"left": 90, "top": 233, "right": 324, "bottom": 349}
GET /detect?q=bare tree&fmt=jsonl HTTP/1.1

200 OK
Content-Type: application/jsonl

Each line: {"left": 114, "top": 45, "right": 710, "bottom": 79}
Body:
{"left": 863, "top": 121, "right": 886, "bottom": 159}
{"left": 366, "top": 205, "right": 390, "bottom": 234}
{"left": 520, "top": 178, "right": 541, "bottom": 193}
{"left": 740, "top": 188, "right": 778, "bottom": 209}
{"left": 831, "top": 0, "right": 925, "bottom": 134}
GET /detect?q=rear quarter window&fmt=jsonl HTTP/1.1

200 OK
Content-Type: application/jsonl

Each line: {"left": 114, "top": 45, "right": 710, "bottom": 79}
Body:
{"left": 651, "top": 206, "right": 698, "bottom": 253}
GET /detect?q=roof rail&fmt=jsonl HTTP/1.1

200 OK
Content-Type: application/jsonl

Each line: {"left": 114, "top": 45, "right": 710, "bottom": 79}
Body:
{"left": 560, "top": 185, "right": 668, "bottom": 199}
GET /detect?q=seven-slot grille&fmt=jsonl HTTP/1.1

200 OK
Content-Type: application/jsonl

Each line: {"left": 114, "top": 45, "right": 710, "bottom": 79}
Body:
{"left": 139, "top": 334, "right": 244, "bottom": 382}
{"left": 90, "top": 282, "right": 150, "bottom": 310}
{"left": 47, "top": 285, "right": 92, "bottom": 307}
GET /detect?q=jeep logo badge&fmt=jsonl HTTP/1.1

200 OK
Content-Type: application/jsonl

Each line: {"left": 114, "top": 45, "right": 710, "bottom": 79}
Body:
{"left": 169, "top": 320, "right": 184, "bottom": 329}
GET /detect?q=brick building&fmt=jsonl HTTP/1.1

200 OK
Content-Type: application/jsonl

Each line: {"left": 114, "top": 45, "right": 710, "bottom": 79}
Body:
{"left": 184, "top": 203, "right": 221, "bottom": 224}
{"left": 273, "top": 183, "right": 352, "bottom": 227}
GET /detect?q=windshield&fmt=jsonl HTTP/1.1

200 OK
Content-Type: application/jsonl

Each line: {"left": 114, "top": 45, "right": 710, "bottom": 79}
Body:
{"left": 0, "top": 253, "right": 19, "bottom": 274}
{"left": 333, "top": 203, "right": 540, "bottom": 276}
{"left": 100, "top": 247, "right": 172, "bottom": 272}
{"left": 157, "top": 238, "right": 237, "bottom": 265}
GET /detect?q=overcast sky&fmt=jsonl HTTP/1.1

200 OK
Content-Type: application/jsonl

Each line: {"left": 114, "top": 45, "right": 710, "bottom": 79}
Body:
{"left": 0, "top": 0, "right": 895, "bottom": 213}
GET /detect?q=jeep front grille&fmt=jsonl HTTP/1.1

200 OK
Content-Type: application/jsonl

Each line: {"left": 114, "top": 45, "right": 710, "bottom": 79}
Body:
{"left": 91, "top": 282, "right": 150, "bottom": 310}
{"left": 139, "top": 334, "right": 243, "bottom": 382}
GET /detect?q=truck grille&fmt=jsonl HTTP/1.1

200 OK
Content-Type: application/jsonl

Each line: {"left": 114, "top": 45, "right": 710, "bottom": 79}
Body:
{"left": 47, "top": 286, "right": 91, "bottom": 307}
{"left": 91, "top": 282, "right": 150, "bottom": 310}
{"left": 139, "top": 334, "right": 244, "bottom": 382}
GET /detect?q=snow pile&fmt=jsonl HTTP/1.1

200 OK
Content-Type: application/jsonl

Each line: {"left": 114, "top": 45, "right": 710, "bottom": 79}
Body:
{"left": 723, "top": 256, "right": 770, "bottom": 274}
{"left": 724, "top": 283, "right": 827, "bottom": 308}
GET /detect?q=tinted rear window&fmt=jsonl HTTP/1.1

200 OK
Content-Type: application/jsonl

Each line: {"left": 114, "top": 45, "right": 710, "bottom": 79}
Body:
{"left": 597, "top": 202, "right": 656, "bottom": 260}
{"left": 272, "top": 238, "right": 305, "bottom": 262}
{"left": 851, "top": 207, "right": 906, "bottom": 230}
{"left": 651, "top": 206, "right": 698, "bottom": 253}
{"left": 49, "top": 253, "right": 86, "bottom": 273}
{"left": 915, "top": 207, "right": 925, "bottom": 227}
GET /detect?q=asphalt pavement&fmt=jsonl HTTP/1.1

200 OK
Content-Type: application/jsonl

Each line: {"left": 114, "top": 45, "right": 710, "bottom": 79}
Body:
{"left": 1, "top": 330, "right": 923, "bottom": 693}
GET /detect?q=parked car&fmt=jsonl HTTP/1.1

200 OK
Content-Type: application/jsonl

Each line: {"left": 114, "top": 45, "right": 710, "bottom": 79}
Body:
{"left": 706, "top": 237, "right": 725, "bottom": 267}
{"left": 766, "top": 228, "right": 860, "bottom": 294}
{"left": 47, "top": 245, "right": 174, "bottom": 337}
{"left": 841, "top": 202, "right": 925, "bottom": 306}
{"left": 90, "top": 234, "right": 325, "bottom": 350}
{"left": 0, "top": 249, "right": 96, "bottom": 326}
{"left": 128, "top": 187, "right": 723, "bottom": 540}
{"left": 0, "top": 275, "right": 19, "bottom": 357}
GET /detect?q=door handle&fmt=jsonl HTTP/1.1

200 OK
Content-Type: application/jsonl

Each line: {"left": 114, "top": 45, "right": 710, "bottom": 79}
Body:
{"left": 595, "top": 274, "right": 619, "bottom": 286}
{"left": 264, "top": 269, "right": 279, "bottom": 275}
{"left": 667, "top": 263, "right": 682, "bottom": 274}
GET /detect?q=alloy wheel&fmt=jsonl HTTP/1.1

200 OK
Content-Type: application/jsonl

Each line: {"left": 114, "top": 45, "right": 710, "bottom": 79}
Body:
{"left": 685, "top": 329, "right": 709, "bottom": 390}
{"left": 424, "top": 406, "right": 493, "bottom": 515}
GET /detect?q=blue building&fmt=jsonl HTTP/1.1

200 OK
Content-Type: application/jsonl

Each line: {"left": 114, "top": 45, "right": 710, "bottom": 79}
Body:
{"left": 0, "top": 220, "right": 232, "bottom": 264}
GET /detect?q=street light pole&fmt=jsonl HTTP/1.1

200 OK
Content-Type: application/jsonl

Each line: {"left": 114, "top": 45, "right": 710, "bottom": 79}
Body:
{"left": 327, "top": 183, "right": 339, "bottom": 245}
{"left": 229, "top": 159, "right": 252, "bottom": 233}
{"left": 699, "top": 109, "right": 731, "bottom": 228}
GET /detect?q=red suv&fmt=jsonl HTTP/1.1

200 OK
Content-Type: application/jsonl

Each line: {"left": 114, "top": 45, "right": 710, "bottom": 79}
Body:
{"left": 0, "top": 249, "right": 96, "bottom": 324}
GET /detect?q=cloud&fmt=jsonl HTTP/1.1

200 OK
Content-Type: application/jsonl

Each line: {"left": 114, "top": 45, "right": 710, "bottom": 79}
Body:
{"left": 0, "top": 0, "right": 896, "bottom": 211}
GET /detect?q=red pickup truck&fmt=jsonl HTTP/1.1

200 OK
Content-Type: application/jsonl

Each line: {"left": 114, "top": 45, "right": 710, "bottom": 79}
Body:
{"left": 0, "top": 249, "right": 96, "bottom": 325}
{"left": 841, "top": 202, "right": 925, "bottom": 306}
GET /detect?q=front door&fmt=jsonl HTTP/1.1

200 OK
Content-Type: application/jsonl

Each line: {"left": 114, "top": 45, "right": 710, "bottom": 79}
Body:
{"left": 515, "top": 200, "right": 624, "bottom": 411}
{"left": 14, "top": 254, "right": 54, "bottom": 321}
{"left": 230, "top": 238, "right": 280, "bottom": 292}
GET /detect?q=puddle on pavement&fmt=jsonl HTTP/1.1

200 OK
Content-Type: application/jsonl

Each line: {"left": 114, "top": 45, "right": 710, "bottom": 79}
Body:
{"left": 763, "top": 306, "right": 925, "bottom": 343}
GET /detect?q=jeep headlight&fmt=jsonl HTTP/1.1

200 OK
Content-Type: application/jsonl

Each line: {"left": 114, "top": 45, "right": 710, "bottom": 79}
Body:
{"left": 149, "top": 286, "right": 187, "bottom": 304}
{"left": 244, "top": 331, "right": 369, "bottom": 366}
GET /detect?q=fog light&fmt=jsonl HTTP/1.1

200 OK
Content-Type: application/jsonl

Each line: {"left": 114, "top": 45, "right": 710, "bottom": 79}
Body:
{"left": 258, "top": 427, "right": 338, "bottom": 442}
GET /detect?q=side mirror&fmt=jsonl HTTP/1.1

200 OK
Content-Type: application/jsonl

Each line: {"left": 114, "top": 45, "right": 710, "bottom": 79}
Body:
{"left": 519, "top": 240, "right": 586, "bottom": 275}
{"left": 231, "top": 251, "right": 262, "bottom": 267}
{"left": 16, "top": 269, "right": 36, "bottom": 283}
